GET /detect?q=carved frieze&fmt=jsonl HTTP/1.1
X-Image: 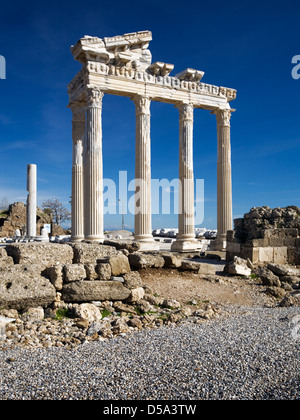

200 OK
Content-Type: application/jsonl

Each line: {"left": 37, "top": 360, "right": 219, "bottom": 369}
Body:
{"left": 148, "top": 62, "right": 174, "bottom": 76}
{"left": 84, "top": 61, "right": 235, "bottom": 101}
{"left": 71, "top": 31, "right": 152, "bottom": 71}
{"left": 175, "top": 68, "right": 205, "bottom": 82}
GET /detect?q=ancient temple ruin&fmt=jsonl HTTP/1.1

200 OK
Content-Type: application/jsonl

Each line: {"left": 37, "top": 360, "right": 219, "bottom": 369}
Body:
{"left": 68, "top": 31, "right": 237, "bottom": 251}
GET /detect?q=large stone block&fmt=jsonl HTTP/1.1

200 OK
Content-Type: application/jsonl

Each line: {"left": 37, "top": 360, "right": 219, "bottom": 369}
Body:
{"left": 181, "top": 260, "right": 216, "bottom": 275}
{"left": 245, "top": 238, "right": 269, "bottom": 248}
{"left": 128, "top": 252, "right": 165, "bottom": 269}
{"left": 103, "top": 239, "right": 140, "bottom": 253}
{"left": 225, "top": 256, "right": 251, "bottom": 277}
{"left": 0, "top": 265, "right": 56, "bottom": 310}
{"left": 64, "top": 263, "right": 86, "bottom": 282}
{"left": 5, "top": 243, "right": 73, "bottom": 268}
{"left": 84, "top": 263, "right": 98, "bottom": 280}
{"left": 161, "top": 252, "right": 183, "bottom": 268}
{"left": 287, "top": 247, "right": 300, "bottom": 265}
{"left": 240, "top": 246, "right": 260, "bottom": 264}
{"left": 258, "top": 247, "right": 274, "bottom": 263}
{"left": 273, "top": 247, "right": 288, "bottom": 264}
{"left": 268, "top": 237, "right": 296, "bottom": 247}
{"left": 107, "top": 254, "right": 131, "bottom": 276}
{"left": 96, "top": 263, "right": 112, "bottom": 280}
{"left": 71, "top": 243, "right": 119, "bottom": 264}
{"left": 123, "top": 271, "right": 142, "bottom": 289}
{"left": 62, "top": 281, "right": 131, "bottom": 302}
{"left": 263, "top": 228, "right": 298, "bottom": 239}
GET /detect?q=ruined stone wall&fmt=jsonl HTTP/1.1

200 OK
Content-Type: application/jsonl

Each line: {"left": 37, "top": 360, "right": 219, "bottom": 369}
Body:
{"left": 0, "top": 202, "right": 60, "bottom": 237}
{"left": 226, "top": 206, "right": 300, "bottom": 264}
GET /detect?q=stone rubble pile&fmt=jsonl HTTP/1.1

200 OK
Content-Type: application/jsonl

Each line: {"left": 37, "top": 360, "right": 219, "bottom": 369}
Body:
{"left": 236, "top": 206, "right": 300, "bottom": 240}
{"left": 223, "top": 256, "right": 300, "bottom": 307}
{"left": 1, "top": 236, "right": 299, "bottom": 349}
{"left": 253, "top": 263, "right": 300, "bottom": 305}
{"left": 0, "top": 299, "right": 221, "bottom": 350}
{"left": 0, "top": 241, "right": 221, "bottom": 348}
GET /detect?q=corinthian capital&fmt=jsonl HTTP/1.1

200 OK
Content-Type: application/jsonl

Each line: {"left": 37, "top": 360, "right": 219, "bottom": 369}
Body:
{"left": 215, "top": 108, "right": 233, "bottom": 127}
{"left": 132, "top": 95, "right": 151, "bottom": 116}
{"left": 177, "top": 102, "right": 194, "bottom": 122}
{"left": 86, "top": 86, "right": 104, "bottom": 107}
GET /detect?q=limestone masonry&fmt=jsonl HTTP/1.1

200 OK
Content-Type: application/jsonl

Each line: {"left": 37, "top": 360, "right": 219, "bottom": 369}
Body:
{"left": 0, "top": 202, "right": 53, "bottom": 238}
{"left": 0, "top": 242, "right": 218, "bottom": 311}
{"left": 226, "top": 206, "right": 300, "bottom": 265}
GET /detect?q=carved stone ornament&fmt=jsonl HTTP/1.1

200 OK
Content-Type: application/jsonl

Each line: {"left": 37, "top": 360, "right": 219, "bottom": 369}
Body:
{"left": 86, "top": 86, "right": 104, "bottom": 107}
{"left": 177, "top": 103, "right": 194, "bottom": 122}
{"left": 215, "top": 108, "right": 232, "bottom": 127}
{"left": 132, "top": 95, "right": 151, "bottom": 116}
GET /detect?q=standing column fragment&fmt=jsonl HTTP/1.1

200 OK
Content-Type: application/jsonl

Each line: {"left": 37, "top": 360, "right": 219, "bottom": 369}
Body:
{"left": 215, "top": 108, "right": 233, "bottom": 250}
{"left": 84, "top": 86, "right": 105, "bottom": 242}
{"left": 172, "top": 103, "right": 199, "bottom": 252}
{"left": 26, "top": 164, "right": 37, "bottom": 237}
{"left": 70, "top": 102, "right": 85, "bottom": 242}
{"left": 132, "top": 95, "right": 158, "bottom": 251}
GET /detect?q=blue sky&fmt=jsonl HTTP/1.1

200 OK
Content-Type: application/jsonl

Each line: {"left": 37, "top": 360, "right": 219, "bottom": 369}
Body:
{"left": 0, "top": 0, "right": 300, "bottom": 230}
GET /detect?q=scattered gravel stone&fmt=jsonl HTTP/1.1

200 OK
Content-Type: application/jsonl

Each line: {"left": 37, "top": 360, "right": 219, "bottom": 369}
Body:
{"left": 0, "top": 306, "right": 299, "bottom": 400}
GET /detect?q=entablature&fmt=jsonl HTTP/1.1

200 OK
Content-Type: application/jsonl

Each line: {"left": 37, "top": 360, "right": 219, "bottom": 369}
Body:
{"left": 68, "top": 31, "right": 236, "bottom": 111}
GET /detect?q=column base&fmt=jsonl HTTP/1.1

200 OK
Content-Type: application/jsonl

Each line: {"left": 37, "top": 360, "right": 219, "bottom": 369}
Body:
{"left": 84, "top": 235, "right": 105, "bottom": 243}
{"left": 71, "top": 235, "right": 84, "bottom": 243}
{"left": 171, "top": 239, "right": 201, "bottom": 252}
{"left": 34, "top": 236, "right": 49, "bottom": 243}
{"left": 134, "top": 235, "right": 160, "bottom": 251}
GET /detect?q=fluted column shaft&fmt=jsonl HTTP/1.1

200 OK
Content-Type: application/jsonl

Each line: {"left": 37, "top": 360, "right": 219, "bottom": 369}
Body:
{"left": 26, "top": 164, "right": 37, "bottom": 237}
{"left": 84, "top": 87, "right": 104, "bottom": 242}
{"left": 172, "top": 103, "right": 198, "bottom": 251}
{"left": 133, "top": 95, "right": 156, "bottom": 246}
{"left": 71, "top": 102, "right": 85, "bottom": 242}
{"left": 216, "top": 108, "right": 233, "bottom": 244}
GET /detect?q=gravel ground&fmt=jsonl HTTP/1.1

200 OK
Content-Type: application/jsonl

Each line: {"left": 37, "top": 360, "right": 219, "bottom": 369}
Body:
{"left": 0, "top": 305, "right": 299, "bottom": 400}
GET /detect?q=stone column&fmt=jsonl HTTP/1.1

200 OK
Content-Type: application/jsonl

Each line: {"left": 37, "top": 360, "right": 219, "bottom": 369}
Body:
{"left": 215, "top": 108, "right": 233, "bottom": 250}
{"left": 26, "top": 164, "right": 37, "bottom": 237}
{"left": 132, "top": 95, "right": 158, "bottom": 251}
{"left": 70, "top": 102, "right": 85, "bottom": 242}
{"left": 172, "top": 103, "right": 199, "bottom": 252}
{"left": 84, "top": 86, "right": 105, "bottom": 242}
